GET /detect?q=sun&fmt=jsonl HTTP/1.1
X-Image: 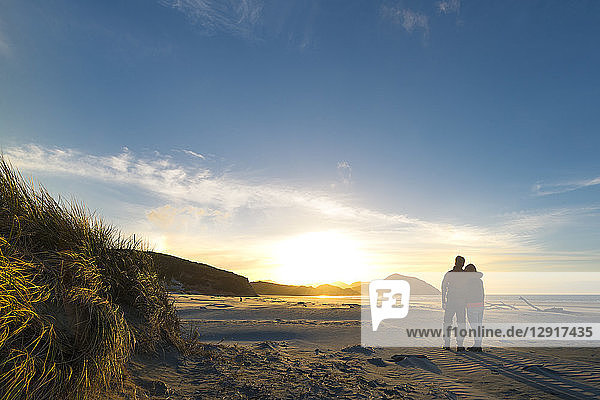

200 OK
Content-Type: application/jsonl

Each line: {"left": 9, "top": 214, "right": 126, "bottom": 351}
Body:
{"left": 271, "top": 231, "right": 368, "bottom": 285}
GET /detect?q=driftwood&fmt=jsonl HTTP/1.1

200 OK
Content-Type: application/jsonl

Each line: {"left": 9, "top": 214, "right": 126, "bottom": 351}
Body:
{"left": 519, "top": 296, "right": 578, "bottom": 315}
{"left": 519, "top": 296, "right": 542, "bottom": 311}
{"left": 486, "top": 301, "right": 518, "bottom": 310}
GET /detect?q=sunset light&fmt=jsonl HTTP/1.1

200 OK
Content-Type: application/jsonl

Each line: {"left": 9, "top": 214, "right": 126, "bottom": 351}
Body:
{"left": 272, "top": 231, "right": 368, "bottom": 285}
{"left": 2, "top": 1, "right": 600, "bottom": 397}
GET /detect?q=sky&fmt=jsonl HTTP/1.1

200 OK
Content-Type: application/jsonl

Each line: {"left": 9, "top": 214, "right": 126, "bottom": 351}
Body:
{"left": 1, "top": 0, "right": 600, "bottom": 286}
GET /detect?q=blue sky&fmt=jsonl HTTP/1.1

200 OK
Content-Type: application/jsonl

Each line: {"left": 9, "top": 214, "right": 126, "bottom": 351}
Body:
{"left": 1, "top": 1, "right": 599, "bottom": 284}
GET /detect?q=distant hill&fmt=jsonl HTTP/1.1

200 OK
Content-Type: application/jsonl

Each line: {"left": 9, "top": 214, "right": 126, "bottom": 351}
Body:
{"left": 349, "top": 274, "right": 440, "bottom": 295}
{"left": 384, "top": 273, "right": 440, "bottom": 295}
{"left": 150, "top": 252, "right": 257, "bottom": 296}
{"left": 149, "top": 253, "right": 441, "bottom": 297}
{"left": 251, "top": 281, "right": 359, "bottom": 296}
{"left": 331, "top": 281, "right": 352, "bottom": 289}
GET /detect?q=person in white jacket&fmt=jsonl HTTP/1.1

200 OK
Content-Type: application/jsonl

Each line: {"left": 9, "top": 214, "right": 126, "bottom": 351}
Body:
{"left": 441, "top": 255, "right": 467, "bottom": 350}
{"left": 464, "top": 263, "right": 484, "bottom": 352}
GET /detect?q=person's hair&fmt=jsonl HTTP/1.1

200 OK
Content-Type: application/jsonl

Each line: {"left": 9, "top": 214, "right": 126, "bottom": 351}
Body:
{"left": 455, "top": 255, "right": 465, "bottom": 266}
{"left": 464, "top": 263, "right": 477, "bottom": 272}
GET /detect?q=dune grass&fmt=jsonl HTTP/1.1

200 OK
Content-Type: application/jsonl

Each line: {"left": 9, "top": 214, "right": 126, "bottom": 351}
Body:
{"left": 0, "top": 157, "right": 182, "bottom": 399}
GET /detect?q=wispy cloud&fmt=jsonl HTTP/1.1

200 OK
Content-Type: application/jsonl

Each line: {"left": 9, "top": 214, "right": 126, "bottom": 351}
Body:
{"left": 436, "top": 0, "right": 460, "bottom": 15}
{"left": 499, "top": 207, "right": 600, "bottom": 237}
{"left": 181, "top": 149, "right": 206, "bottom": 159}
{"left": 146, "top": 204, "right": 229, "bottom": 229}
{"left": 382, "top": 6, "right": 429, "bottom": 37}
{"left": 158, "top": 0, "right": 320, "bottom": 49}
{"left": 159, "top": 0, "right": 263, "bottom": 39}
{"left": 401, "top": 9, "right": 429, "bottom": 34}
{"left": 6, "top": 143, "right": 597, "bottom": 276}
{"left": 2, "top": 145, "right": 425, "bottom": 227}
{"left": 5, "top": 144, "right": 523, "bottom": 247}
{"left": 382, "top": 0, "right": 464, "bottom": 40}
{"left": 336, "top": 161, "right": 352, "bottom": 186}
{"left": 533, "top": 176, "right": 600, "bottom": 196}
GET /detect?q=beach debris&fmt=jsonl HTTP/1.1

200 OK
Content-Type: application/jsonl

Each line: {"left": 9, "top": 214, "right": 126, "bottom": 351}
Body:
{"left": 340, "top": 344, "right": 375, "bottom": 355}
{"left": 520, "top": 296, "right": 542, "bottom": 311}
{"left": 254, "top": 341, "right": 280, "bottom": 351}
{"left": 519, "top": 296, "right": 578, "bottom": 314}
{"left": 486, "top": 301, "right": 518, "bottom": 310}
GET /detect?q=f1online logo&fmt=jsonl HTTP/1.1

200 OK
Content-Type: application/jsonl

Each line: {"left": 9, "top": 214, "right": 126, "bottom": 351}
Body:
{"left": 369, "top": 280, "right": 411, "bottom": 331}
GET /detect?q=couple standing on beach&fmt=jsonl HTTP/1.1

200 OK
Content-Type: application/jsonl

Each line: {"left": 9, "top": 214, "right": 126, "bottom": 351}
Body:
{"left": 441, "top": 255, "right": 485, "bottom": 352}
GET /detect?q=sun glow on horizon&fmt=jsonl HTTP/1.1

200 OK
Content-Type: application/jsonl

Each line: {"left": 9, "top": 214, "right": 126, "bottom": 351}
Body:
{"left": 271, "top": 231, "right": 369, "bottom": 285}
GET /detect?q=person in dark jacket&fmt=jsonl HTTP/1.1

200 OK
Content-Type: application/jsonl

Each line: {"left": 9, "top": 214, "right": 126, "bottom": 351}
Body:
{"left": 441, "top": 255, "right": 467, "bottom": 350}
{"left": 464, "top": 263, "right": 484, "bottom": 351}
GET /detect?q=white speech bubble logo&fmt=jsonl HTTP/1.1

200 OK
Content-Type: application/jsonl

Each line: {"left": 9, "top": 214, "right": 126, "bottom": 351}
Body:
{"left": 369, "top": 280, "right": 410, "bottom": 331}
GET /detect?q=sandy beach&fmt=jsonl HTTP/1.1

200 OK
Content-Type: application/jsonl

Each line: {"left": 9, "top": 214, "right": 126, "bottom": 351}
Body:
{"left": 5, "top": 2, "right": 600, "bottom": 399}
{"left": 120, "top": 295, "right": 600, "bottom": 399}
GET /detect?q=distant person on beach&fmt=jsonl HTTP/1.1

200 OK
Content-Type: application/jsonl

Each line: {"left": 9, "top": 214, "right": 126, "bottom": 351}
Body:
{"left": 441, "top": 255, "right": 467, "bottom": 351}
{"left": 464, "top": 263, "right": 484, "bottom": 352}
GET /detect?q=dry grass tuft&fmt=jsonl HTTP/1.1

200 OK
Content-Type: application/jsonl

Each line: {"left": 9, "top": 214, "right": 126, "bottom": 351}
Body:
{"left": 0, "top": 157, "right": 183, "bottom": 399}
